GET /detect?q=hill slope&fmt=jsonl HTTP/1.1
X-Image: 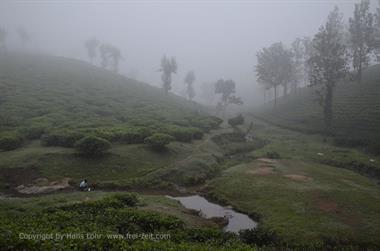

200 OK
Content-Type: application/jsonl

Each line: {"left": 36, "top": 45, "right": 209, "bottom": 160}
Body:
{"left": 0, "top": 53, "right": 221, "bottom": 146}
{"left": 252, "top": 64, "right": 380, "bottom": 150}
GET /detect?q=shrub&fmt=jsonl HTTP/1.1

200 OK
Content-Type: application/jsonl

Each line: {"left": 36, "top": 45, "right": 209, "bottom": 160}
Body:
{"left": 167, "top": 127, "right": 193, "bottom": 142}
{"left": 165, "top": 126, "right": 203, "bottom": 142}
{"left": 190, "top": 128, "right": 204, "bottom": 140}
{"left": 75, "top": 136, "right": 111, "bottom": 155}
{"left": 228, "top": 114, "right": 244, "bottom": 127}
{"left": 108, "top": 193, "right": 138, "bottom": 207}
{"left": 19, "top": 126, "right": 46, "bottom": 140}
{"left": 0, "top": 134, "right": 23, "bottom": 151}
{"left": 41, "top": 130, "right": 84, "bottom": 147}
{"left": 208, "top": 116, "right": 224, "bottom": 129}
{"left": 116, "top": 127, "right": 152, "bottom": 144}
{"left": 144, "top": 133, "right": 174, "bottom": 150}
{"left": 91, "top": 127, "right": 152, "bottom": 144}
{"left": 265, "top": 151, "right": 280, "bottom": 159}
{"left": 91, "top": 129, "right": 116, "bottom": 142}
{"left": 239, "top": 226, "right": 279, "bottom": 246}
{"left": 187, "top": 116, "right": 223, "bottom": 132}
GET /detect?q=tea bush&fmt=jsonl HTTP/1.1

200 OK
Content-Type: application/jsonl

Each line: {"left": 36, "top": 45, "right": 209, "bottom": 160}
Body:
{"left": 0, "top": 133, "right": 23, "bottom": 151}
{"left": 144, "top": 133, "right": 174, "bottom": 150}
{"left": 228, "top": 114, "right": 244, "bottom": 127}
{"left": 41, "top": 130, "right": 84, "bottom": 147}
{"left": 166, "top": 126, "right": 203, "bottom": 142}
{"left": 75, "top": 136, "right": 111, "bottom": 155}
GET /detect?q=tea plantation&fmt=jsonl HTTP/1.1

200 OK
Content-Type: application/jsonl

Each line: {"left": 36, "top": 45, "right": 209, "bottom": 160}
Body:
{"left": 253, "top": 64, "right": 380, "bottom": 151}
{"left": 0, "top": 52, "right": 222, "bottom": 152}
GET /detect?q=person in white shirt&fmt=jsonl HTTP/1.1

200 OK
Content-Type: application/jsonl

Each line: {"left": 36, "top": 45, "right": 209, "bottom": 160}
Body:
{"left": 79, "top": 179, "right": 88, "bottom": 191}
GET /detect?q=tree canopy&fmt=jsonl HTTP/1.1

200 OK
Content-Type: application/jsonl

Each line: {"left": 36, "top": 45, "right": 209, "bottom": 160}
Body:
{"left": 160, "top": 55, "right": 177, "bottom": 94}
{"left": 349, "top": 0, "right": 374, "bottom": 82}
{"left": 184, "top": 70, "right": 196, "bottom": 100}
{"left": 214, "top": 79, "right": 243, "bottom": 114}
{"left": 308, "top": 6, "right": 348, "bottom": 131}
{"left": 255, "top": 42, "right": 294, "bottom": 106}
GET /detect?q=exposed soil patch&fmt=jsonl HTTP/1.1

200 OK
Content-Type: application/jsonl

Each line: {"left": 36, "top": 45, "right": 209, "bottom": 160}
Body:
{"left": 246, "top": 158, "right": 277, "bottom": 176}
{"left": 16, "top": 178, "right": 71, "bottom": 195}
{"left": 284, "top": 174, "right": 312, "bottom": 182}
{"left": 248, "top": 167, "right": 274, "bottom": 176}
{"left": 311, "top": 191, "right": 340, "bottom": 214}
{"left": 257, "top": 158, "right": 277, "bottom": 164}
{"left": 316, "top": 199, "right": 339, "bottom": 213}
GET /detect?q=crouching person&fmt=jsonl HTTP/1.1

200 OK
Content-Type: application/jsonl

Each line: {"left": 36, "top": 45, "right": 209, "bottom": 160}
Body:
{"left": 79, "top": 179, "right": 90, "bottom": 191}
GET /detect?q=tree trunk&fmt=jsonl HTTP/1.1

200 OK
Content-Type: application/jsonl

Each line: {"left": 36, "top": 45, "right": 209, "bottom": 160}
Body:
{"left": 274, "top": 86, "right": 277, "bottom": 107}
{"left": 264, "top": 90, "right": 266, "bottom": 104}
{"left": 292, "top": 82, "right": 297, "bottom": 94}
{"left": 358, "top": 62, "right": 362, "bottom": 84}
{"left": 283, "top": 84, "right": 288, "bottom": 97}
{"left": 323, "top": 85, "right": 333, "bottom": 134}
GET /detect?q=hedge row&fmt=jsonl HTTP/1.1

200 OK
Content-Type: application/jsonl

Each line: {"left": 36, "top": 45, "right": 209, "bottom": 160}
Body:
{"left": 0, "top": 115, "right": 223, "bottom": 152}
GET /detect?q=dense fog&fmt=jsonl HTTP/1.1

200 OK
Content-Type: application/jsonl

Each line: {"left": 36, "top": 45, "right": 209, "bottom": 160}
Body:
{"left": 0, "top": 0, "right": 358, "bottom": 105}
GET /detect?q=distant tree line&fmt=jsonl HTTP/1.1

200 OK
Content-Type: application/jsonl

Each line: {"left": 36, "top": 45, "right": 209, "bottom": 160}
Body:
{"left": 256, "top": 0, "right": 380, "bottom": 133}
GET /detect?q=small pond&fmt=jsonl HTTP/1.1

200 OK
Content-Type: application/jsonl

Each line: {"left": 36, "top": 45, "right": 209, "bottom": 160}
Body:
{"left": 167, "top": 195, "right": 256, "bottom": 233}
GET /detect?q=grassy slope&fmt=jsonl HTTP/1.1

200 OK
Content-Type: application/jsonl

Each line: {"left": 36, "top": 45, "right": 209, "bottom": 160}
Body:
{"left": 253, "top": 64, "right": 380, "bottom": 145}
{"left": 206, "top": 117, "right": 380, "bottom": 248}
{"left": 0, "top": 53, "right": 206, "bottom": 132}
{"left": 0, "top": 53, "right": 224, "bottom": 192}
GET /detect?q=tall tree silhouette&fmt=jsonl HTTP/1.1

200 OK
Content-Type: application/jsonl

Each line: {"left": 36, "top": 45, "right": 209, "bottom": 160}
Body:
{"left": 159, "top": 55, "right": 177, "bottom": 94}
{"left": 99, "top": 44, "right": 122, "bottom": 72}
{"left": 85, "top": 38, "right": 99, "bottom": 64}
{"left": 17, "top": 27, "right": 30, "bottom": 48}
{"left": 255, "top": 42, "right": 293, "bottom": 106}
{"left": 184, "top": 71, "right": 196, "bottom": 100}
{"left": 349, "top": 0, "right": 374, "bottom": 83}
{"left": 0, "top": 28, "right": 7, "bottom": 50}
{"left": 308, "top": 7, "right": 348, "bottom": 132}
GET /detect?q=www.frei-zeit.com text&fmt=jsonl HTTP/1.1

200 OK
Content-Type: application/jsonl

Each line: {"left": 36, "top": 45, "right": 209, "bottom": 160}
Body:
{"left": 19, "top": 232, "right": 171, "bottom": 241}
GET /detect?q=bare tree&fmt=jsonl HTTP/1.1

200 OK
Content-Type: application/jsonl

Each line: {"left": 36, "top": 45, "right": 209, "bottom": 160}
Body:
{"left": 308, "top": 7, "right": 348, "bottom": 132}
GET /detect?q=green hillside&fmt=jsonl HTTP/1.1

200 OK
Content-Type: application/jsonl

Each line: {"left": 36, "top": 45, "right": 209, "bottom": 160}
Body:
{"left": 0, "top": 52, "right": 225, "bottom": 192}
{"left": 0, "top": 53, "right": 221, "bottom": 147}
{"left": 252, "top": 64, "right": 380, "bottom": 150}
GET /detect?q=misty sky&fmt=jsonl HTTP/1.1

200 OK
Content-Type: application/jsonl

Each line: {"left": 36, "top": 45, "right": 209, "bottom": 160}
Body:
{"left": 0, "top": 0, "right": 361, "bottom": 105}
